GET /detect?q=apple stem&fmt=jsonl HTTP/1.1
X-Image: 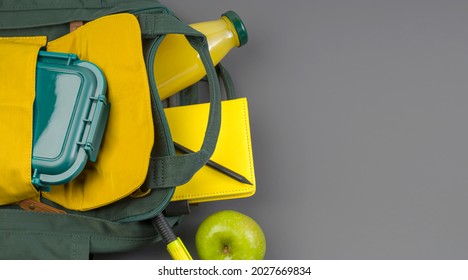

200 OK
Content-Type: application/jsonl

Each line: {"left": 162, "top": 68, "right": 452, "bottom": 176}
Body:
{"left": 223, "top": 245, "right": 230, "bottom": 255}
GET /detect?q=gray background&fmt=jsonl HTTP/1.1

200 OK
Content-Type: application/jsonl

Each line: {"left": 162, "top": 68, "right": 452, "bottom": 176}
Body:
{"left": 100, "top": 0, "right": 468, "bottom": 259}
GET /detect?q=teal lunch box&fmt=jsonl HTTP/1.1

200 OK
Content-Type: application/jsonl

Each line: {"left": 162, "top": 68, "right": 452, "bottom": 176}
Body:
{"left": 32, "top": 51, "right": 110, "bottom": 191}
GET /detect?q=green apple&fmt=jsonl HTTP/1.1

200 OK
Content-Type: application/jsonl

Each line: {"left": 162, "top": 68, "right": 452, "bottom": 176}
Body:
{"left": 195, "top": 210, "right": 266, "bottom": 260}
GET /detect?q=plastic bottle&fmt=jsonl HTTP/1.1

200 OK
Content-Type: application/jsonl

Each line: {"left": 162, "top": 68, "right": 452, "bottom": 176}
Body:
{"left": 154, "top": 10, "right": 248, "bottom": 100}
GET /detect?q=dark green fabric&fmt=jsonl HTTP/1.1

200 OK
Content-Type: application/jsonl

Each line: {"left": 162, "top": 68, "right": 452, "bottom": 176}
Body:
{"left": 0, "top": 209, "right": 182, "bottom": 259}
{"left": 0, "top": 0, "right": 170, "bottom": 40}
{"left": 0, "top": 231, "right": 90, "bottom": 260}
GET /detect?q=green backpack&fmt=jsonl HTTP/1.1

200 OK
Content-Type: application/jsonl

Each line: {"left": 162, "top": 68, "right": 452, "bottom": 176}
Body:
{"left": 0, "top": 0, "right": 223, "bottom": 259}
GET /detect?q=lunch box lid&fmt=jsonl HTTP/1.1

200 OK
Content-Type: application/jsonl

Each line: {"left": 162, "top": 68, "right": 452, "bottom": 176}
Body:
{"left": 32, "top": 51, "right": 109, "bottom": 191}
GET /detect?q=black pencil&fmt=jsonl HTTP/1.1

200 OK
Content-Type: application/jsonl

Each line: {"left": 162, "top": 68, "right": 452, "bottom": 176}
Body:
{"left": 173, "top": 142, "right": 253, "bottom": 185}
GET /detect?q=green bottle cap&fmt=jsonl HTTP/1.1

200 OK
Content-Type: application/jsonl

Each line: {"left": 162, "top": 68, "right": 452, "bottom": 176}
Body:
{"left": 222, "top": 10, "right": 248, "bottom": 47}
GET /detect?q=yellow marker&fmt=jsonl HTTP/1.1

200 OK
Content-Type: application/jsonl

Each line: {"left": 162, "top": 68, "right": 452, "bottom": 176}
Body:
{"left": 167, "top": 237, "right": 193, "bottom": 260}
{"left": 154, "top": 10, "right": 248, "bottom": 99}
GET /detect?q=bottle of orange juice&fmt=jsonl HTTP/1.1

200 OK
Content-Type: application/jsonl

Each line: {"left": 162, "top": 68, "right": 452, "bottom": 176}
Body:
{"left": 154, "top": 10, "right": 248, "bottom": 100}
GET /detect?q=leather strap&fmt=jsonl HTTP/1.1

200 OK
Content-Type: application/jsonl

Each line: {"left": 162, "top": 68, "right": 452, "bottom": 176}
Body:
{"left": 19, "top": 199, "right": 66, "bottom": 214}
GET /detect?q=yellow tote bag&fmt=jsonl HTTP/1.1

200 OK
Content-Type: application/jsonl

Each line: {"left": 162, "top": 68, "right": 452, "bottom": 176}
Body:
{"left": 43, "top": 14, "right": 154, "bottom": 210}
{"left": 0, "top": 37, "right": 46, "bottom": 205}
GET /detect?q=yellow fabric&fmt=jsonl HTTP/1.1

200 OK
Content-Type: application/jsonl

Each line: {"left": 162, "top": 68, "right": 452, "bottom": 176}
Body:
{"left": 166, "top": 98, "right": 256, "bottom": 203}
{"left": 44, "top": 14, "right": 154, "bottom": 210}
{"left": 0, "top": 37, "right": 46, "bottom": 205}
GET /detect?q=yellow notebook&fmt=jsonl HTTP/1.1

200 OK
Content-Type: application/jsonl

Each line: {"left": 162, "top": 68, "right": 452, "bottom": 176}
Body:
{"left": 164, "top": 97, "right": 256, "bottom": 203}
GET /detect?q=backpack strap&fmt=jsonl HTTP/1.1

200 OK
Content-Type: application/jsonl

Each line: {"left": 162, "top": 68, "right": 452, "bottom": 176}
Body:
{"left": 217, "top": 64, "right": 237, "bottom": 100}
{"left": 140, "top": 12, "right": 222, "bottom": 189}
{"left": 179, "top": 64, "right": 237, "bottom": 105}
